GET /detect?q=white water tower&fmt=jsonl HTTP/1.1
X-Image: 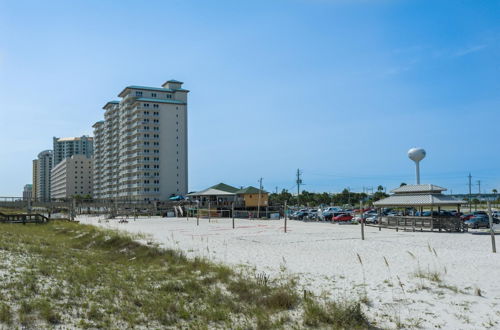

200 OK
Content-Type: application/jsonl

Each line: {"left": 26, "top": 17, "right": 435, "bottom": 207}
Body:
{"left": 408, "top": 147, "right": 426, "bottom": 184}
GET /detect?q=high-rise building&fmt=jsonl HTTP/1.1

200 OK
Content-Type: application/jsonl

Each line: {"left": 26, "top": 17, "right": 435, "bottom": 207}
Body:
{"left": 34, "top": 150, "right": 53, "bottom": 201}
{"left": 22, "top": 184, "right": 32, "bottom": 201}
{"left": 53, "top": 135, "right": 93, "bottom": 166}
{"left": 93, "top": 80, "right": 188, "bottom": 201}
{"left": 51, "top": 155, "right": 93, "bottom": 199}
{"left": 32, "top": 159, "right": 39, "bottom": 201}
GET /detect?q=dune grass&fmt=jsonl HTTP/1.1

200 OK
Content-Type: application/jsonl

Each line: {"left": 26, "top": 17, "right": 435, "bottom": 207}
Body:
{"left": 0, "top": 221, "right": 371, "bottom": 329}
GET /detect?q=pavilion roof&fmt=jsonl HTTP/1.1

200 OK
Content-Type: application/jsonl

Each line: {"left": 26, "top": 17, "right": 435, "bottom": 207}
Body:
{"left": 374, "top": 193, "right": 466, "bottom": 207}
{"left": 391, "top": 184, "right": 446, "bottom": 194}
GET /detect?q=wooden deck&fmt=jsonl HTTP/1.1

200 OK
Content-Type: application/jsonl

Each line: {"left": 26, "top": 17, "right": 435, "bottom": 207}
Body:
{"left": 367, "top": 216, "right": 466, "bottom": 233}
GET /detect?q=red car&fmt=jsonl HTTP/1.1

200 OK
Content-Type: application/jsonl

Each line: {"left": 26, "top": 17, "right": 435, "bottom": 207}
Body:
{"left": 460, "top": 214, "right": 474, "bottom": 221}
{"left": 333, "top": 214, "right": 353, "bottom": 222}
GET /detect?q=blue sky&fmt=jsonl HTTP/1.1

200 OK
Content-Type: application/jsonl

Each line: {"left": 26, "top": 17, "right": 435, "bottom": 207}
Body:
{"left": 0, "top": 0, "right": 499, "bottom": 196}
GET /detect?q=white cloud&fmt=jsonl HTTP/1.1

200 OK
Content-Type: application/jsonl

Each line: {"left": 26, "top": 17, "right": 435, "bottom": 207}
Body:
{"left": 454, "top": 44, "right": 487, "bottom": 57}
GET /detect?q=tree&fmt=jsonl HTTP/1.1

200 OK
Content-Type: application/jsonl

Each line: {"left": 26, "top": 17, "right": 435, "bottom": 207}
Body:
{"left": 400, "top": 182, "right": 407, "bottom": 187}
{"left": 377, "top": 185, "right": 384, "bottom": 192}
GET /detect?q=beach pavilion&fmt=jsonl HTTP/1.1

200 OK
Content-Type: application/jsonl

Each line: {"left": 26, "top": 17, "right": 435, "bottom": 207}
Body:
{"left": 373, "top": 184, "right": 468, "bottom": 232}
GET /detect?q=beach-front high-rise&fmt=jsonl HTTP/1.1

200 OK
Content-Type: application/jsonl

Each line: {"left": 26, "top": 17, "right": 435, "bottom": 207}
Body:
{"left": 32, "top": 150, "right": 53, "bottom": 202}
{"left": 93, "top": 80, "right": 188, "bottom": 201}
{"left": 53, "top": 135, "right": 94, "bottom": 166}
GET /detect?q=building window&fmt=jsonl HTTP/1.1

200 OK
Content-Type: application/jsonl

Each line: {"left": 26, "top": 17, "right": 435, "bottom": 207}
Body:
{"left": 143, "top": 103, "right": 149, "bottom": 107}
{"left": 135, "top": 91, "right": 143, "bottom": 96}
{"left": 151, "top": 93, "right": 157, "bottom": 98}
{"left": 153, "top": 104, "right": 159, "bottom": 108}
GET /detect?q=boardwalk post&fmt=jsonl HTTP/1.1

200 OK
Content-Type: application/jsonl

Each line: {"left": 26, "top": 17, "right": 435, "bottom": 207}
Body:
{"left": 27, "top": 197, "right": 32, "bottom": 214}
{"left": 232, "top": 202, "right": 235, "bottom": 229}
{"left": 284, "top": 201, "right": 288, "bottom": 233}
{"left": 71, "top": 198, "right": 76, "bottom": 221}
{"left": 378, "top": 208, "right": 381, "bottom": 231}
{"left": 488, "top": 201, "right": 496, "bottom": 253}
{"left": 360, "top": 200, "right": 365, "bottom": 240}
{"left": 196, "top": 201, "right": 199, "bottom": 226}
{"left": 208, "top": 201, "right": 211, "bottom": 223}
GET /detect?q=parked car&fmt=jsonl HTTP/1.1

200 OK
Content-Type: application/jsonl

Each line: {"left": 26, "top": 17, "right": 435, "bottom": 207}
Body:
{"left": 292, "top": 211, "right": 309, "bottom": 220}
{"left": 465, "top": 216, "right": 490, "bottom": 229}
{"left": 461, "top": 213, "right": 475, "bottom": 221}
{"left": 473, "top": 211, "right": 488, "bottom": 217}
{"left": 365, "top": 215, "right": 379, "bottom": 224}
{"left": 333, "top": 214, "right": 353, "bottom": 222}
{"left": 324, "top": 211, "right": 348, "bottom": 221}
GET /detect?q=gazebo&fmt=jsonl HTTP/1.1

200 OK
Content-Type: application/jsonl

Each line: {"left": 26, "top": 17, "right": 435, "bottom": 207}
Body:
{"left": 373, "top": 184, "right": 468, "bottom": 232}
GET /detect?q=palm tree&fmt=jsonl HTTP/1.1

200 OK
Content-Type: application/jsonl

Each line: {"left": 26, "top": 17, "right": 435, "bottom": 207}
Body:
{"left": 377, "top": 185, "right": 384, "bottom": 192}
{"left": 400, "top": 182, "right": 407, "bottom": 187}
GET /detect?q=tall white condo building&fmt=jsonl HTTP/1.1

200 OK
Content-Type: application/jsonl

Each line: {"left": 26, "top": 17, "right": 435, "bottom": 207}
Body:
{"left": 93, "top": 80, "right": 188, "bottom": 201}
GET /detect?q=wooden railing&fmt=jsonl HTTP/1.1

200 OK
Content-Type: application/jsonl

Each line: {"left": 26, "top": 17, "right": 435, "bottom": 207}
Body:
{"left": 371, "top": 216, "right": 465, "bottom": 232}
{"left": 0, "top": 212, "right": 49, "bottom": 224}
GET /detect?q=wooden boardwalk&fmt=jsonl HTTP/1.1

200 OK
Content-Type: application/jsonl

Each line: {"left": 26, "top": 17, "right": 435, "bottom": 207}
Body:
{"left": 0, "top": 212, "right": 49, "bottom": 224}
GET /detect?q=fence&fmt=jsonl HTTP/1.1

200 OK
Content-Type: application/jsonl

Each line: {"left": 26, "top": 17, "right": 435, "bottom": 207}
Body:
{"left": 370, "top": 216, "right": 465, "bottom": 232}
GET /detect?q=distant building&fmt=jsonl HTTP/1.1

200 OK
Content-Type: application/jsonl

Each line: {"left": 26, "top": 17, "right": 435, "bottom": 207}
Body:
{"left": 33, "top": 150, "right": 53, "bottom": 202}
{"left": 235, "top": 186, "right": 269, "bottom": 208}
{"left": 53, "top": 135, "right": 93, "bottom": 166}
{"left": 51, "top": 155, "right": 93, "bottom": 199}
{"left": 32, "top": 159, "right": 39, "bottom": 201}
{"left": 22, "top": 184, "right": 32, "bottom": 201}
{"left": 92, "top": 80, "right": 189, "bottom": 201}
{"left": 187, "top": 183, "right": 268, "bottom": 208}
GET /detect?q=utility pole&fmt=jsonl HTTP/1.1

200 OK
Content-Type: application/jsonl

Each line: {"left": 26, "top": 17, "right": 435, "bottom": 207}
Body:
{"left": 296, "top": 169, "right": 302, "bottom": 207}
{"left": 468, "top": 173, "right": 472, "bottom": 212}
{"left": 477, "top": 180, "right": 482, "bottom": 211}
{"left": 257, "top": 178, "right": 263, "bottom": 219}
{"left": 488, "top": 201, "right": 496, "bottom": 253}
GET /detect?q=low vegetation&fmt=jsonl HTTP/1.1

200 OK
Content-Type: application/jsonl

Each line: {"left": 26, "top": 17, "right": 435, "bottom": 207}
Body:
{"left": 0, "top": 221, "right": 371, "bottom": 328}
